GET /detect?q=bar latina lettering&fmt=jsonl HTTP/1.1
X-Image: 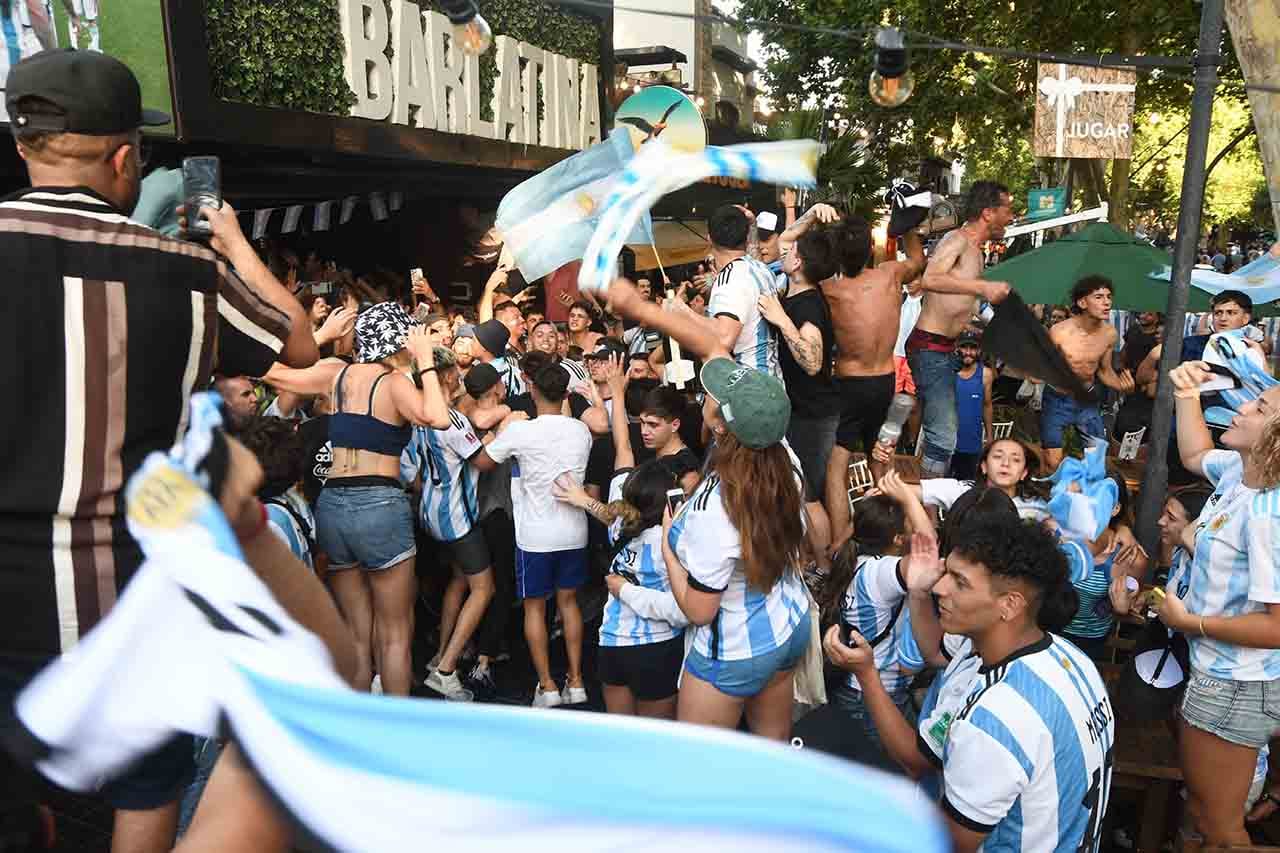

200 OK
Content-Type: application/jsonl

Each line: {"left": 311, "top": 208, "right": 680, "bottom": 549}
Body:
{"left": 340, "top": 0, "right": 603, "bottom": 151}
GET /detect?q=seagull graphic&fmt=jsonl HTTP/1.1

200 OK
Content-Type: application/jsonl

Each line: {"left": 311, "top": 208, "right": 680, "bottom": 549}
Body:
{"left": 618, "top": 99, "right": 684, "bottom": 142}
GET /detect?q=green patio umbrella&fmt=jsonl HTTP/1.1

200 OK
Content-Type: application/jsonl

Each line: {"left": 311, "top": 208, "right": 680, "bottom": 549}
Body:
{"left": 982, "top": 222, "right": 1218, "bottom": 314}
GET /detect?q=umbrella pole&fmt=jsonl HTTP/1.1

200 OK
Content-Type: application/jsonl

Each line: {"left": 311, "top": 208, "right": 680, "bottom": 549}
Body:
{"left": 1134, "top": 0, "right": 1224, "bottom": 558}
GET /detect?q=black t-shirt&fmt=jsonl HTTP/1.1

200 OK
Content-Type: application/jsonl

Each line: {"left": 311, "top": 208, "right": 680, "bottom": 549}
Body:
{"left": 586, "top": 422, "right": 654, "bottom": 490}
{"left": 657, "top": 447, "right": 701, "bottom": 482}
{"left": 1122, "top": 326, "right": 1158, "bottom": 372}
{"left": 779, "top": 287, "right": 839, "bottom": 418}
{"left": 298, "top": 414, "right": 332, "bottom": 504}
{"left": 507, "top": 392, "right": 592, "bottom": 421}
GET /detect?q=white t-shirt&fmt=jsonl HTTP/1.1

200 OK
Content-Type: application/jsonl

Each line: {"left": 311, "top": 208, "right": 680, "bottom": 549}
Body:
{"left": 894, "top": 293, "right": 923, "bottom": 358}
{"left": 484, "top": 415, "right": 592, "bottom": 552}
{"left": 707, "top": 256, "right": 784, "bottom": 380}
{"left": 920, "top": 478, "right": 1050, "bottom": 523}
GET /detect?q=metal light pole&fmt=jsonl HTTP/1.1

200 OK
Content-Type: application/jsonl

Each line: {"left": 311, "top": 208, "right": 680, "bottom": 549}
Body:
{"left": 1133, "top": 0, "right": 1225, "bottom": 556}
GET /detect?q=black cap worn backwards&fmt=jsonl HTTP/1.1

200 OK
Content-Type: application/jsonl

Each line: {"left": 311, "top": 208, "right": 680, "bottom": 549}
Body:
{"left": 6, "top": 49, "right": 170, "bottom": 134}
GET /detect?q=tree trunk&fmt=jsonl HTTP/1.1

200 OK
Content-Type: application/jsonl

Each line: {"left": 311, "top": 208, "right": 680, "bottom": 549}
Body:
{"left": 1109, "top": 157, "right": 1132, "bottom": 230}
{"left": 1225, "top": 0, "right": 1280, "bottom": 234}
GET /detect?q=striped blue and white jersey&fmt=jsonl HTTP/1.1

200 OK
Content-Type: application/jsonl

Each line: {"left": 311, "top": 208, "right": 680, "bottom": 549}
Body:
{"left": 840, "top": 555, "right": 909, "bottom": 697}
{"left": 707, "top": 256, "right": 784, "bottom": 381}
{"left": 941, "top": 635, "right": 1113, "bottom": 853}
{"left": 264, "top": 488, "right": 315, "bottom": 570}
{"left": 400, "top": 410, "right": 483, "bottom": 543}
{"left": 916, "top": 634, "right": 980, "bottom": 764}
{"left": 489, "top": 354, "right": 527, "bottom": 398}
{"left": 600, "top": 471, "right": 683, "bottom": 648}
{"left": 1183, "top": 450, "right": 1280, "bottom": 681}
{"left": 666, "top": 468, "right": 808, "bottom": 661}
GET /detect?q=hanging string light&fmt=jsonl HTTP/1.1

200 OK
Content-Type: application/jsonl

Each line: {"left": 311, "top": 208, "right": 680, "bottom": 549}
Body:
{"left": 439, "top": 0, "right": 493, "bottom": 55}
{"left": 869, "top": 27, "right": 914, "bottom": 107}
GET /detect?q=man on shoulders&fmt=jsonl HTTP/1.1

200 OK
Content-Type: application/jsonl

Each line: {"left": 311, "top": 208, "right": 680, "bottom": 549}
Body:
{"left": 909, "top": 181, "right": 1013, "bottom": 477}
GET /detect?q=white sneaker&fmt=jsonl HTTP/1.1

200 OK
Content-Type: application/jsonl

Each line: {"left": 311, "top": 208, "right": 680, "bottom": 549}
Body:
{"left": 425, "top": 669, "right": 474, "bottom": 701}
{"left": 532, "top": 684, "right": 563, "bottom": 708}
{"left": 370, "top": 675, "right": 383, "bottom": 695}
{"left": 561, "top": 683, "right": 588, "bottom": 705}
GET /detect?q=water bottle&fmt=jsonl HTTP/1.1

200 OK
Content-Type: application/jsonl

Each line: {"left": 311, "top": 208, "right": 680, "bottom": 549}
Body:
{"left": 877, "top": 392, "right": 916, "bottom": 446}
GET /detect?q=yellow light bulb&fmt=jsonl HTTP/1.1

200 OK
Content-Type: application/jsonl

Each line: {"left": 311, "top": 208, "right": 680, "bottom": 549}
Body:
{"left": 869, "top": 70, "right": 914, "bottom": 108}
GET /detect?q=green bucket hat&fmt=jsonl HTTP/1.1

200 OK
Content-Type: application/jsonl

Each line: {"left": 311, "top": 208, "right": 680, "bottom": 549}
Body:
{"left": 700, "top": 358, "right": 791, "bottom": 450}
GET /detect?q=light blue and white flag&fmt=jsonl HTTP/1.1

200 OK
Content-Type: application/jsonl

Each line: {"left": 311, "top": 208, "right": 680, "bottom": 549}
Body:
{"left": 1202, "top": 328, "right": 1278, "bottom": 412}
{"left": 578, "top": 139, "right": 823, "bottom": 294}
{"left": 7, "top": 399, "right": 946, "bottom": 853}
{"left": 496, "top": 131, "right": 654, "bottom": 283}
{"left": 1047, "top": 440, "right": 1117, "bottom": 542}
{"left": 1152, "top": 249, "right": 1280, "bottom": 307}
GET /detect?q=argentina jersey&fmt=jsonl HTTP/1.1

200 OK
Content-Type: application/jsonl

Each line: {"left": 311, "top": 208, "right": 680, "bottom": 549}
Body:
{"left": 707, "top": 256, "right": 784, "bottom": 381}
{"left": 840, "top": 555, "right": 909, "bottom": 697}
{"left": 666, "top": 470, "right": 808, "bottom": 661}
{"left": 1183, "top": 450, "right": 1280, "bottom": 681}
{"left": 490, "top": 354, "right": 527, "bottom": 397}
{"left": 942, "top": 635, "right": 1113, "bottom": 853}
{"left": 600, "top": 472, "right": 682, "bottom": 648}
{"left": 400, "top": 410, "right": 483, "bottom": 543}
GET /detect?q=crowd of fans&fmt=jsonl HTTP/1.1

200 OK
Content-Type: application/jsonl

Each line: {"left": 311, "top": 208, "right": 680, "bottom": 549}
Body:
{"left": 7, "top": 49, "right": 1280, "bottom": 853}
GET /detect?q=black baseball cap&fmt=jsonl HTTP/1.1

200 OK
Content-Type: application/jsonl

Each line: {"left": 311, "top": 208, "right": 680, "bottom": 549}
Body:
{"left": 7, "top": 49, "right": 170, "bottom": 134}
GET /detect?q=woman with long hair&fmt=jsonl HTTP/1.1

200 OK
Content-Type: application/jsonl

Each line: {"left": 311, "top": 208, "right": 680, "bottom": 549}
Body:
{"left": 310, "top": 303, "right": 450, "bottom": 695}
{"left": 1148, "top": 360, "right": 1280, "bottom": 845}
{"left": 554, "top": 355, "right": 687, "bottom": 719}
{"left": 661, "top": 359, "right": 809, "bottom": 740}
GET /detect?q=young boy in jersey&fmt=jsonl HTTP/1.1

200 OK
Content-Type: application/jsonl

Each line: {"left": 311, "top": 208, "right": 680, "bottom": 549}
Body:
{"left": 402, "top": 349, "right": 507, "bottom": 701}
{"left": 827, "top": 516, "right": 1112, "bottom": 853}
{"left": 638, "top": 385, "right": 701, "bottom": 494}
{"left": 472, "top": 361, "right": 593, "bottom": 707}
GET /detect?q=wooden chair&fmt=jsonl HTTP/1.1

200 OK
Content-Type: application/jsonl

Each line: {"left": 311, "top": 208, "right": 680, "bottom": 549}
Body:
{"left": 1119, "top": 428, "right": 1146, "bottom": 462}
{"left": 847, "top": 458, "right": 874, "bottom": 511}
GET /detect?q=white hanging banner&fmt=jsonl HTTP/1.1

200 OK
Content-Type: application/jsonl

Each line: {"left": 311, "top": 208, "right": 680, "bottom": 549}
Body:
{"left": 252, "top": 209, "right": 275, "bottom": 240}
{"left": 314, "top": 201, "right": 333, "bottom": 232}
{"left": 340, "top": 196, "right": 359, "bottom": 225}
{"left": 369, "top": 192, "right": 388, "bottom": 221}
{"left": 389, "top": 191, "right": 403, "bottom": 212}
{"left": 281, "top": 205, "right": 304, "bottom": 234}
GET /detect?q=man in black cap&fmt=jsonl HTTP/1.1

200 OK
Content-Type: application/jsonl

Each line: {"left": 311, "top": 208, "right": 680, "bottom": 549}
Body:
{"left": 0, "top": 49, "right": 319, "bottom": 852}
{"left": 472, "top": 318, "right": 523, "bottom": 397}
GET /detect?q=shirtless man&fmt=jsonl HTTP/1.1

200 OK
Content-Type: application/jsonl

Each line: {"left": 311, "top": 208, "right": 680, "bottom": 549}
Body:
{"left": 907, "top": 181, "right": 1014, "bottom": 477}
{"left": 822, "top": 217, "right": 925, "bottom": 546}
{"left": 567, "top": 299, "right": 602, "bottom": 353}
{"left": 1041, "top": 276, "right": 1135, "bottom": 470}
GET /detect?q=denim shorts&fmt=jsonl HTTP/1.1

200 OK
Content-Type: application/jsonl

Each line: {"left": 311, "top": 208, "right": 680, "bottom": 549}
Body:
{"left": 1181, "top": 670, "right": 1280, "bottom": 748}
{"left": 684, "top": 622, "right": 810, "bottom": 698}
{"left": 314, "top": 482, "right": 416, "bottom": 571}
{"left": 786, "top": 413, "right": 839, "bottom": 501}
{"left": 1040, "top": 386, "right": 1104, "bottom": 450}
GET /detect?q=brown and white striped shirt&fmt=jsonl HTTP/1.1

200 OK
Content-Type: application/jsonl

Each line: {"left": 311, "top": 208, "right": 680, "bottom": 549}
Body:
{"left": 0, "top": 186, "right": 291, "bottom": 662}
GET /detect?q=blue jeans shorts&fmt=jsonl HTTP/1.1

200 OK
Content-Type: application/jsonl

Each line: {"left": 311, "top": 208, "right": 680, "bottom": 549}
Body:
{"left": 516, "top": 547, "right": 588, "bottom": 599}
{"left": 314, "top": 482, "right": 416, "bottom": 571}
{"left": 1040, "top": 386, "right": 1104, "bottom": 450}
{"left": 684, "top": 622, "right": 809, "bottom": 698}
{"left": 1182, "top": 670, "right": 1280, "bottom": 749}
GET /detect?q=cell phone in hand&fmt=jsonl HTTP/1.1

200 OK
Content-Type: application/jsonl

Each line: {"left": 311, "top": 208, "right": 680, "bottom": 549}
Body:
{"left": 666, "top": 488, "right": 685, "bottom": 517}
{"left": 181, "top": 156, "right": 221, "bottom": 239}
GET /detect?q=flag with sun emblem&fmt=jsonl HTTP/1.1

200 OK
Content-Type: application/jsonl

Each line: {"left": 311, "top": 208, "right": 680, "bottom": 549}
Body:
{"left": 496, "top": 131, "right": 654, "bottom": 282}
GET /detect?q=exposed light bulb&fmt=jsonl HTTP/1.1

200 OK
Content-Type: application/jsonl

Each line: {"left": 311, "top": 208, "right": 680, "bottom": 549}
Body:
{"left": 440, "top": 0, "right": 492, "bottom": 56}
{"left": 695, "top": 95, "right": 706, "bottom": 107}
{"left": 869, "top": 27, "right": 913, "bottom": 108}
{"left": 452, "top": 13, "right": 492, "bottom": 56}
{"left": 869, "top": 70, "right": 914, "bottom": 108}
{"left": 633, "top": 84, "right": 642, "bottom": 94}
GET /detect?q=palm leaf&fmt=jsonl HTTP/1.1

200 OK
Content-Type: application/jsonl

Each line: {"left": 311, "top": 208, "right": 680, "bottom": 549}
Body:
{"left": 766, "top": 110, "right": 885, "bottom": 220}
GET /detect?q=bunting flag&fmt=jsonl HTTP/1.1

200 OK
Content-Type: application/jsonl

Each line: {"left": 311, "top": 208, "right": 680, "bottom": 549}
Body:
{"left": 314, "top": 201, "right": 333, "bottom": 232}
{"left": 340, "top": 195, "right": 359, "bottom": 225}
{"left": 3, "top": 394, "right": 947, "bottom": 853}
{"left": 497, "top": 130, "right": 654, "bottom": 283}
{"left": 252, "top": 208, "right": 275, "bottom": 241}
{"left": 578, "top": 139, "right": 822, "bottom": 294}
{"left": 281, "top": 205, "right": 304, "bottom": 234}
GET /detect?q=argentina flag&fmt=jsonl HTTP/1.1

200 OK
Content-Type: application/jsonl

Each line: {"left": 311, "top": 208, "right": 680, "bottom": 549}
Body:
{"left": 497, "top": 131, "right": 655, "bottom": 283}
{"left": 6, "top": 414, "right": 948, "bottom": 852}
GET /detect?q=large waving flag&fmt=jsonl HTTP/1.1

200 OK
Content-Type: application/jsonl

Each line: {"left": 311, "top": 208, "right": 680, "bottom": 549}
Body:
{"left": 1151, "top": 247, "right": 1280, "bottom": 308}
{"left": 496, "top": 131, "right": 655, "bottom": 283}
{"left": 5, "top": 398, "right": 947, "bottom": 852}
{"left": 578, "top": 139, "right": 822, "bottom": 294}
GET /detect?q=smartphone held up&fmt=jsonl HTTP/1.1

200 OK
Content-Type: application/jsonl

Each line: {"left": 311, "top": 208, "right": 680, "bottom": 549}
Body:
{"left": 182, "top": 156, "right": 221, "bottom": 240}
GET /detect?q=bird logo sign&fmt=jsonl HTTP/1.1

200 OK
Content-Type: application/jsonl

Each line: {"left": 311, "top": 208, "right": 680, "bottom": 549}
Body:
{"left": 614, "top": 85, "right": 706, "bottom": 154}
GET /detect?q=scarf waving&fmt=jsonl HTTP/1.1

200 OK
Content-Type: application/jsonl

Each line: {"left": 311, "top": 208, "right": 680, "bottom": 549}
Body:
{"left": 984, "top": 292, "right": 1094, "bottom": 402}
{"left": 577, "top": 139, "right": 822, "bottom": 294}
